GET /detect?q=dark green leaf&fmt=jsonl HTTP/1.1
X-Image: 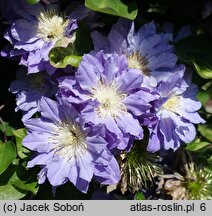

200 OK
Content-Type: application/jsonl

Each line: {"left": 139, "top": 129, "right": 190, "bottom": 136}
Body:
{"left": 207, "top": 156, "right": 212, "bottom": 165}
{"left": 197, "top": 90, "right": 210, "bottom": 106}
{"left": 0, "top": 164, "right": 39, "bottom": 199}
{"left": 12, "top": 180, "right": 38, "bottom": 195}
{"left": 49, "top": 49, "right": 82, "bottom": 68}
{"left": 0, "top": 122, "right": 14, "bottom": 136}
{"left": 176, "top": 35, "right": 212, "bottom": 79}
{"left": 11, "top": 166, "right": 39, "bottom": 195}
{"left": 12, "top": 128, "right": 29, "bottom": 159}
{"left": 0, "top": 184, "right": 27, "bottom": 200}
{"left": 198, "top": 124, "right": 212, "bottom": 142}
{"left": 85, "top": 0, "right": 138, "bottom": 20}
{"left": 0, "top": 141, "right": 17, "bottom": 175}
{"left": 26, "top": 0, "right": 40, "bottom": 4}
{"left": 0, "top": 164, "right": 16, "bottom": 184}
{"left": 186, "top": 141, "right": 210, "bottom": 151}
{"left": 0, "top": 166, "right": 27, "bottom": 200}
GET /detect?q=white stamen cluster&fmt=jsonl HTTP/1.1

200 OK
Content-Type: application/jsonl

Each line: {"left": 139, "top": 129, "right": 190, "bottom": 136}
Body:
{"left": 127, "top": 51, "right": 150, "bottom": 76}
{"left": 37, "top": 11, "right": 69, "bottom": 42}
{"left": 92, "top": 81, "right": 127, "bottom": 118}
{"left": 162, "top": 95, "right": 182, "bottom": 113}
{"left": 50, "top": 121, "right": 87, "bottom": 162}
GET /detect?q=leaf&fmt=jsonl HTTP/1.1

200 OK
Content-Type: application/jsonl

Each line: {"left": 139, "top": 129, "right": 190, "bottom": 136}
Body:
{"left": 49, "top": 49, "right": 82, "bottom": 68}
{"left": 12, "top": 158, "right": 20, "bottom": 166}
{"left": 0, "top": 164, "right": 39, "bottom": 199}
{"left": 197, "top": 90, "right": 210, "bottom": 106}
{"left": 198, "top": 124, "right": 212, "bottom": 142}
{"left": 134, "top": 191, "right": 145, "bottom": 200}
{"left": 11, "top": 166, "right": 39, "bottom": 195}
{"left": 12, "top": 128, "right": 26, "bottom": 141}
{"left": 85, "top": 0, "right": 138, "bottom": 20}
{"left": 193, "top": 62, "right": 212, "bottom": 79}
{"left": 26, "top": 0, "right": 40, "bottom": 4}
{"left": 12, "top": 180, "right": 38, "bottom": 195}
{"left": 0, "top": 184, "right": 27, "bottom": 200}
{"left": 0, "top": 166, "right": 27, "bottom": 200}
{"left": 186, "top": 141, "right": 210, "bottom": 151}
{"left": 49, "top": 23, "right": 92, "bottom": 68}
{"left": 207, "top": 155, "right": 212, "bottom": 166}
{"left": 12, "top": 128, "right": 29, "bottom": 159}
{"left": 176, "top": 35, "right": 212, "bottom": 79}
{"left": 0, "top": 122, "right": 14, "bottom": 136}
{"left": 0, "top": 141, "right": 17, "bottom": 175}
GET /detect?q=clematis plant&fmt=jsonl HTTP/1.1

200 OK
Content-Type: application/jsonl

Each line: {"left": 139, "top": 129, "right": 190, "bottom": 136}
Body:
{"left": 0, "top": 0, "right": 210, "bottom": 200}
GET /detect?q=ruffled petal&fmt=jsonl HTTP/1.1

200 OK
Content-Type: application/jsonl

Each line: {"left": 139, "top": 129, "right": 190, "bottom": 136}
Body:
{"left": 116, "top": 69, "right": 142, "bottom": 94}
{"left": 94, "top": 157, "right": 120, "bottom": 184}
{"left": 46, "top": 157, "right": 71, "bottom": 186}
{"left": 24, "top": 118, "right": 54, "bottom": 133}
{"left": 116, "top": 113, "right": 143, "bottom": 138}
{"left": 23, "top": 132, "right": 53, "bottom": 153}
{"left": 39, "top": 97, "right": 60, "bottom": 122}
{"left": 77, "top": 153, "right": 94, "bottom": 182}
{"left": 76, "top": 54, "right": 102, "bottom": 91}
{"left": 27, "top": 152, "right": 54, "bottom": 167}
{"left": 11, "top": 19, "right": 38, "bottom": 43}
{"left": 123, "top": 90, "right": 152, "bottom": 116}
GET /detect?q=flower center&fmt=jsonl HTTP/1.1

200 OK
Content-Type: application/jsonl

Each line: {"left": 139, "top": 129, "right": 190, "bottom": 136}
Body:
{"left": 50, "top": 121, "right": 87, "bottom": 162}
{"left": 127, "top": 51, "right": 150, "bottom": 76}
{"left": 37, "top": 11, "right": 69, "bottom": 42}
{"left": 162, "top": 95, "right": 181, "bottom": 113}
{"left": 92, "top": 81, "right": 127, "bottom": 118}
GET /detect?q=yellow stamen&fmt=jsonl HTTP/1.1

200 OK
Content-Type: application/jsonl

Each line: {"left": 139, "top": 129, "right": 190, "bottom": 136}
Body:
{"left": 49, "top": 121, "right": 87, "bottom": 162}
{"left": 37, "top": 11, "right": 69, "bottom": 43}
{"left": 127, "top": 51, "right": 150, "bottom": 76}
{"left": 92, "top": 81, "right": 127, "bottom": 118}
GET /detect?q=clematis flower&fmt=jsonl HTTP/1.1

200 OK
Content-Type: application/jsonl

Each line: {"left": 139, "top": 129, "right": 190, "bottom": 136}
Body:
{"left": 147, "top": 70, "right": 205, "bottom": 152}
{"left": 162, "top": 22, "right": 192, "bottom": 42}
{"left": 0, "top": 0, "right": 60, "bottom": 21}
{"left": 91, "top": 19, "right": 178, "bottom": 82}
{"left": 23, "top": 97, "right": 120, "bottom": 193}
{"left": 57, "top": 51, "right": 156, "bottom": 150}
{"left": 1, "top": 0, "right": 77, "bottom": 75}
{"left": 9, "top": 68, "right": 57, "bottom": 122}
